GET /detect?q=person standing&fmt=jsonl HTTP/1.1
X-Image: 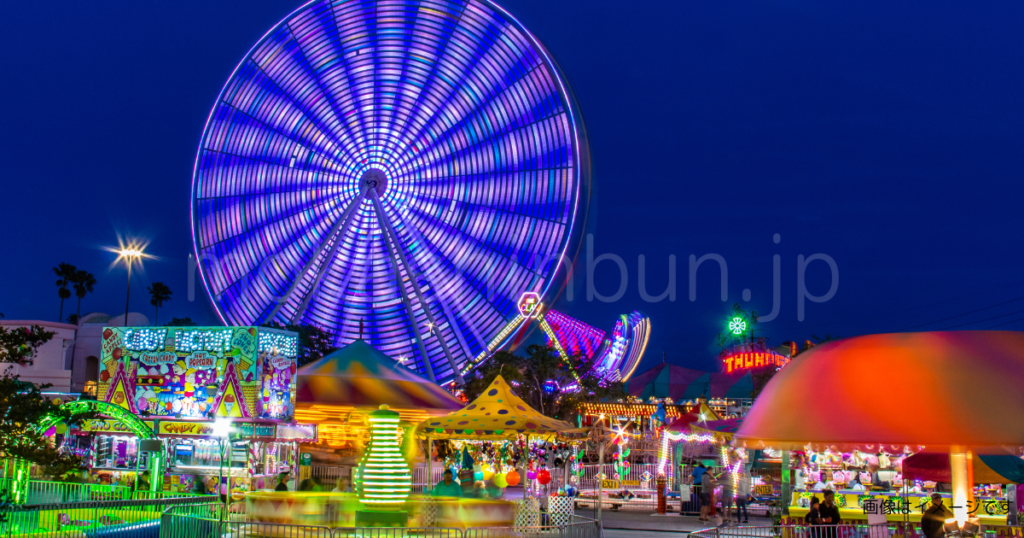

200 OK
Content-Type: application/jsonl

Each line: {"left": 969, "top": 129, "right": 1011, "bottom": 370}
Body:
{"left": 692, "top": 462, "right": 706, "bottom": 497}
{"left": 701, "top": 468, "right": 718, "bottom": 522}
{"left": 736, "top": 468, "right": 752, "bottom": 524}
{"left": 682, "top": 462, "right": 706, "bottom": 516}
{"left": 921, "top": 493, "right": 954, "bottom": 538}
{"left": 721, "top": 472, "right": 735, "bottom": 524}
{"left": 818, "top": 490, "right": 842, "bottom": 538}
{"left": 806, "top": 496, "right": 823, "bottom": 538}
{"left": 274, "top": 472, "right": 291, "bottom": 492}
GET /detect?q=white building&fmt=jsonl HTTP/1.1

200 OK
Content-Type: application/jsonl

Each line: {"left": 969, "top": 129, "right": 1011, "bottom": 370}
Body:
{"left": 0, "top": 320, "right": 78, "bottom": 392}
{"left": 1, "top": 312, "right": 150, "bottom": 395}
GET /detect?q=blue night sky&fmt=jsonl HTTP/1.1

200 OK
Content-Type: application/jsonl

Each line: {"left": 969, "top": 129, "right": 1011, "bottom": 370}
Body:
{"left": 2, "top": 1, "right": 1022, "bottom": 373}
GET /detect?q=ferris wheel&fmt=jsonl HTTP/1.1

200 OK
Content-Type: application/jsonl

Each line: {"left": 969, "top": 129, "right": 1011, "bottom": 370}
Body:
{"left": 191, "top": 0, "right": 590, "bottom": 385}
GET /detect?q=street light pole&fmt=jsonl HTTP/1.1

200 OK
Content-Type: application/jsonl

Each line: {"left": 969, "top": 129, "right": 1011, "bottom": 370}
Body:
{"left": 116, "top": 247, "right": 143, "bottom": 327}
{"left": 123, "top": 259, "right": 133, "bottom": 327}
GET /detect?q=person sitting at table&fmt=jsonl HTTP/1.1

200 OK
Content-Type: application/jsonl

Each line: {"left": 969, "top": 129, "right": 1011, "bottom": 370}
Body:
{"left": 431, "top": 469, "right": 463, "bottom": 497}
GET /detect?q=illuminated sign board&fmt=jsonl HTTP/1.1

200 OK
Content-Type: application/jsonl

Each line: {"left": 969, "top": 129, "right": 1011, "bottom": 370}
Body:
{"left": 517, "top": 292, "right": 542, "bottom": 318}
{"left": 722, "top": 350, "right": 789, "bottom": 374}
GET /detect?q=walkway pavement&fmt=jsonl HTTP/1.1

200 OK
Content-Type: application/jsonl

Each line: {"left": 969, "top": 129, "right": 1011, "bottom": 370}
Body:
{"left": 579, "top": 507, "right": 773, "bottom": 533}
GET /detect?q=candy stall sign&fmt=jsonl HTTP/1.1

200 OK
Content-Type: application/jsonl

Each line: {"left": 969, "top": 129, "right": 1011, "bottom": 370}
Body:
{"left": 140, "top": 352, "right": 177, "bottom": 367}
{"left": 159, "top": 421, "right": 217, "bottom": 437}
{"left": 98, "top": 326, "right": 298, "bottom": 422}
{"left": 186, "top": 352, "right": 216, "bottom": 370}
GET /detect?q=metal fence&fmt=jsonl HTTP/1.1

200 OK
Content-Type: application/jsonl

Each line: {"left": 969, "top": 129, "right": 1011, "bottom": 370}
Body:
{"left": 312, "top": 464, "right": 448, "bottom": 493}
{"left": 690, "top": 524, "right": 893, "bottom": 538}
{"left": 0, "top": 495, "right": 214, "bottom": 538}
{"left": 11, "top": 479, "right": 205, "bottom": 505}
{"left": 160, "top": 504, "right": 601, "bottom": 538}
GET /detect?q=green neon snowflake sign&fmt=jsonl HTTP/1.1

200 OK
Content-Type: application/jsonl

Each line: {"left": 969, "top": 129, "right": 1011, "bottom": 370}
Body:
{"left": 728, "top": 317, "right": 747, "bottom": 335}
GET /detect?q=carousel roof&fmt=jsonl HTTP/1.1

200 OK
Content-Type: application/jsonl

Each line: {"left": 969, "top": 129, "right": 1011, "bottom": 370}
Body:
{"left": 296, "top": 339, "right": 462, "bottom": 410}
{"left": 415, "top": 375, "right": 581, "bottom": 440}
{"left": 666, "top": 401, "right": 721, "bottom": 431}
{"left": 735, "top": 331, "right": 1024, "bottom": 452}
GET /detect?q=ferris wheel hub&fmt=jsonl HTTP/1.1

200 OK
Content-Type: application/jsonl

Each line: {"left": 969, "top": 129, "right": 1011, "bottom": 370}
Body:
{"left": 360, "top": 168, "right": 388, "bottom": 196}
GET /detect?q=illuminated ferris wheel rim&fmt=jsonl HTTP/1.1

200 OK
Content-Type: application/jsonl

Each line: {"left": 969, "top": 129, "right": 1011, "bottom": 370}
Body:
{"left": 189, "top": 0, "right": 591, "bottom": 385}
{"left": 190, "top": 0, "right": 587, "bottom": 231}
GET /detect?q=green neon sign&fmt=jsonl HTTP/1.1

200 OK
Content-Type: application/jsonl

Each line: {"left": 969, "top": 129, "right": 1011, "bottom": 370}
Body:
{"left": 728, "top": 317, "right": 747, "bottom": 336}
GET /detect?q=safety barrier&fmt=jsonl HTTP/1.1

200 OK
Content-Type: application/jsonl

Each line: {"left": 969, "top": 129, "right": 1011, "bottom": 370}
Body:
{"left": 690, "top": 524, "right": 893, "bottom": 538}
{"left": 689, "top": 522, "right": 1024, "bottom": 538}
{"left": 159, "top": 503, "right": 601, "bottom": 538}
{"left": 0, "top": 495, "right": 215, "bottom": 538}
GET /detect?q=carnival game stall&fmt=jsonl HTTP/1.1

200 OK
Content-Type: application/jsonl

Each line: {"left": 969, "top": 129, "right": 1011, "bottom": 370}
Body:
{"left": 733, "top": 331, "right": 1024, "bottom": 533}
{"left": 415, "top": 375, "right": 586, "bottom": 528}
{"left": 89, "top": 325, "right": 313, "bottom": 496}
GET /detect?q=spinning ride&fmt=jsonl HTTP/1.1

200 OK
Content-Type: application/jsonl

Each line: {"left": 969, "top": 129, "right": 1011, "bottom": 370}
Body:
{"left": 463, "top": 294, "right": 650, "bottom": 383}
{"left": 191, "top": 0, "right": 591, "bottom": 385}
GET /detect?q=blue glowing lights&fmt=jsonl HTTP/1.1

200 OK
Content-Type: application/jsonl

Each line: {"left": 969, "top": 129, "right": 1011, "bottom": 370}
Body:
{"left": 191, "top": 0, "right": 588, "bottom": 384}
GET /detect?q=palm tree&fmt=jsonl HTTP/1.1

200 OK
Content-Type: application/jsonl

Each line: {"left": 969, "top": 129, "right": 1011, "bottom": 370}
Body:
{"left": 53, "top": 263, "right": 77, "bottom": 322}
{"left": 148, "top": 282, "right": 172, "bottom": 325}
{"left": 71, "top": 269, "right": 97, "bottom": 324}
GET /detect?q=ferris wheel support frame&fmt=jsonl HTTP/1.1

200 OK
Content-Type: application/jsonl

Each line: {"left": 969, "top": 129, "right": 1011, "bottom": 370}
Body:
{"left": 370, "top": 190, "right": 464, "bottom": 385}
{"left": 266, "top": 185, "right": 371, "bottom": 323}
{"left": 387, "top": 209, "right": 487, "bottom": 365}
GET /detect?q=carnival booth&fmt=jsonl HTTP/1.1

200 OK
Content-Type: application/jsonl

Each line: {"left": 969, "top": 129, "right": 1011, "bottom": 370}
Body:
{"left": 734, "top": 331, "right": 1024, "bottom": 532}
{"left": 415, "top": 375, "right": 585, "bottom": 528}
{"left": 92, "top": 326, "right": 313, "bottom": 495}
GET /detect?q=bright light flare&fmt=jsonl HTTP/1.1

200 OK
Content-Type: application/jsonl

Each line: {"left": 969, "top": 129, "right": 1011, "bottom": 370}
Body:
{"left": 104, "top": 235, "right": 155, "bottom": 270}
{"left": 212, "top": 418, "right": 234, "bottom": 438}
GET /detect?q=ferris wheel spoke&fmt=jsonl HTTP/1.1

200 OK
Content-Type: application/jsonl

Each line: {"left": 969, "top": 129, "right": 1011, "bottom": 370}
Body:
{"left": 380, "top": 199, "right": 495, "bottom": 358}
{"left": 215, "top": 65, "right": 361, "bottom": 174}
{"left": 385, "top": 27, "right": 557, "bottom": 173}
{"left": 389, "top": 57, "right": 553, "bottom": 175}
{"left": 320, "top": 1, "right": 381, "bottom": 164}
{"left": 277, "top": 17, "right": 376, "bottom": 164}
{"left": 266, "top": 185, "right": 371, "bottom": 323}
{"left": 284, "top": 201, "right": 372, "bottom": 325}
{"left": 371, "top": 190, "right": 465, "bottom": 383}
{"left": 370, "top": 198, "right": 436, "bottom": 382}
{"left": 195, "top": 191, "right": 355, "bottom": 304}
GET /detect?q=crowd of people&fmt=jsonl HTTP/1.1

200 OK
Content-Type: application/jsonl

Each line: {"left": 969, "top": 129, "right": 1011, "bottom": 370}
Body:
{"left": 689, "top": 463, "right": 755, "bottom": 524}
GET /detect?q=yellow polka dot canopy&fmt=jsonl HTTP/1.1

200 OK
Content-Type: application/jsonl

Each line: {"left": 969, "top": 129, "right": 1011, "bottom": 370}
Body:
{"left": 415, "top": 375, "right": 581, "bottom": 440}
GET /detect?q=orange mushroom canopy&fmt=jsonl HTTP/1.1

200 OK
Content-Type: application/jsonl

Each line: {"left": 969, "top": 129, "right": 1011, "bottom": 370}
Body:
{"left": 735, "top": 331, "right": 1024, "bottom": 453}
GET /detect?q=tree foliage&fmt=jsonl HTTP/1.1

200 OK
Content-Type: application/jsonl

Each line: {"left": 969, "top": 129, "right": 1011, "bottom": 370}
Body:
{"left": 261, "top": 322, "right": 338, "bottom": 366}
{"left": 166, "top": 317, "right": 197, "bottom": 327}
{"left": 147, "top": 282, "right": 172, "bottom": 325}
{"left": 0, "top": 325, "right": 55, "bottom": 366}
{"left": 0, "top": 329, "right": 94, "bottom": 473}
{"left": 53, "top": 263, "right": 76, "bottom": 322}
{"left": 462, "top": 344, "right": 624, "bottom": 421}
{"left": 71, "top": 269, "right": 97, "bottom": 323}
